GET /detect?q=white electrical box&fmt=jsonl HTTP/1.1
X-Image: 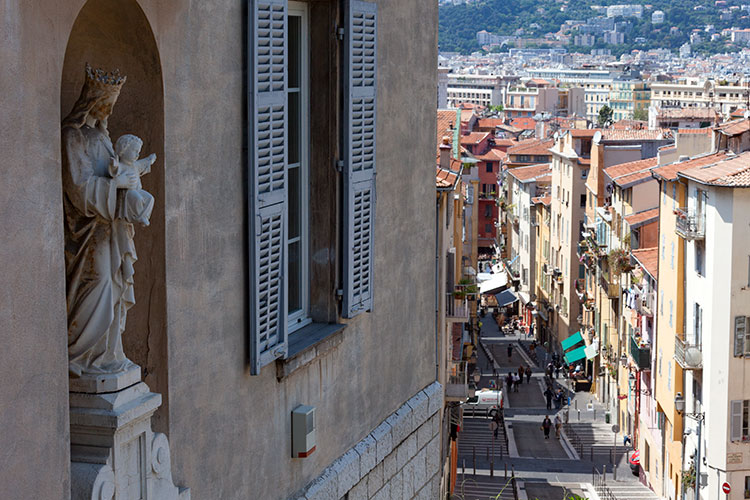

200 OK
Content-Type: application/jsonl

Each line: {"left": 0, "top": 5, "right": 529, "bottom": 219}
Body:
{"left": 291, "top": 405, "right": 316, "bottom": 458}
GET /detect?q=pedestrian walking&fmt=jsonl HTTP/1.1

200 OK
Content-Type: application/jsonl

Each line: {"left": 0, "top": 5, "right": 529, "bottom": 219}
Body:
{"left": 541, "top": 416, "right": 552, "bottom": 439}
{"left": 507, "top": 343, "right": 513, "bottom": 360}
{"left": 554, "top": 415, "right": 562, "bottom": 439}
{"left": 554, "top": 362, "right": 561, "bottom": 379}
{"left": 512, "top": 373, "right": 520, "bottom": 392}
{"left": 554, "top": 389, "right": 563, "bottom": 410}
{"left": 518, "top": 364, "right": 524, "bottom": 384}
{"left": 506, "top": 372, "right": 513, "bottom": 392}
{"left": 525, "top": 366, "right": 532, "bottom": 383}
{"left": 544, "top": 387, "right": 553, "bottom": 410}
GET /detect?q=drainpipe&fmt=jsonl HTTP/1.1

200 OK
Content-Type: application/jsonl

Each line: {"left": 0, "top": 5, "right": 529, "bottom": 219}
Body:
{"left": 436, "top": 194, "right": 441, "bottom": 382}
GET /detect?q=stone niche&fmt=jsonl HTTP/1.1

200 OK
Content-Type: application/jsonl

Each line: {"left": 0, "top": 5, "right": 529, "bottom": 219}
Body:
{"left": 61, "top": 0, "right": 168, "bottom": 431}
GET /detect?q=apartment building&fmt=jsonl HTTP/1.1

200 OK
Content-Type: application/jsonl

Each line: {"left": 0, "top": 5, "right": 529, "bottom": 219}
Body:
{"left": 440, "top": 73, "right": 520, "bottom": 109}
{"left": 648, "top": 106, "right": 720, "bottom": 130}
{"left": 585, "top": 81, "right": 614, "bottom": 123}
{"left": 650, "top": 78, "right": 750, "bottom": 117}
{"left": 610, "top": 80, "right": 651, "bottom": 122}
{"left": 548, "top": 130, "right": 596, "bottom": 348}
{"left": 533, "top": 195, "right": 554, "bottom": 341}
{"left": 507, "top": 164, "right": 552, "bottom": 329}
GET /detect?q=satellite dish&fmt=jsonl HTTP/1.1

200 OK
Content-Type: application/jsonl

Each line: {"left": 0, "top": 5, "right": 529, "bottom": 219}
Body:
{"left": 685, "top": 347, "right": 703, "bottom": 368}
{"left": 593, "top": 130, "right": 602, "bottom": 144}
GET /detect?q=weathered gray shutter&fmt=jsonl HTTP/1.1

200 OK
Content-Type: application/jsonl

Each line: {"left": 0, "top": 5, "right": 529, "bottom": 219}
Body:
{"left": 731, "top": 400, "right": 742, "bottom": 441}
{"left": 735, "top": 316, "right": 746, "bottom": 357}
{"left": 343, "top": 0, "right": 377, "bottom": 318}
{"left": 249, "top": 0, "right": 288, "bottom": 374}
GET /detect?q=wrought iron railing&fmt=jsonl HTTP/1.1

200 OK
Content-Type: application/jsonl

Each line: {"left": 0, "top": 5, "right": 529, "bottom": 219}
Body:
{"left": 675, "top": 332, "right": 703, "bottom": 370}
{"left": 630, "top": 335, "right": 651, "bottom": 370}
{"left": 674, "top": 207, "right": 705, "bottom": 240}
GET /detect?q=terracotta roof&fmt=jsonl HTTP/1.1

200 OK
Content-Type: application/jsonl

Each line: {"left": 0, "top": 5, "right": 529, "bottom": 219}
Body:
{"left": 677, "top": 127, "right": 712, "bottom": 135}
{"left": 532, "top": 195, "right": 552, "bottom": 206}
{"left": 460, "top": 108, "right": 475, "bottom": 123}
{"left": 731, "top": 108, "right": 747, "bottom": 118}
{"left": 536, "top": 174, "right": 552, "bottom": 183}
{"left": 507, "top": 138, "right": 554, "bottom": 157}
{"left": 716, "top": 118, "right": 750, "bottom": 136}
{"left": 510, "top": 117, "right": 536, "bottom": 130}
{"left": 475, "top": 149, "right": 507, "bottom": 162}
{"left": 611, "top": 119, "right": 647, "bottom": 130}
{"left": 656, "top": 107, "right": 719, "bottom": 120}
{"left": 494, "top": 139, "right": 517, "bottom": 147}
{"left": 651, "top": 151, "right": 732, "bottom": 181}
{"left": 624, "top": 207, "right": 659, "bottom": 228}
{"left": 507, "top": 163, "right": 552, "bottom": 183}
{"left": 631, "top": 247, "right": 658, "bottom": 279}
{"left": 569, "top": 129, "right": 599, "bottom": 138}
{"left": 477, "top": 118, "right": 506, "bottom": 129}
{"left": 436, "top": 166, "right": 459, "bottom": 189}
{"left": 460, "top": 132, "right": 490, "bottom": 145}
{"left": 601, "top": 129, "right": 673, "bottom": 141}
{"left": 605, "top": 157, "right": 659, "bottom": 187}
{"left": 679, "top": 151, "right": 750, "bottom": 186}
{"left": 437, "top": 109, "right": 457, "bottom": 155}
{"left": 497, "top": 124, "right": 522, "bottom": 134}
{"left": 528, "top": 78, "right": 551, "bottom": 86}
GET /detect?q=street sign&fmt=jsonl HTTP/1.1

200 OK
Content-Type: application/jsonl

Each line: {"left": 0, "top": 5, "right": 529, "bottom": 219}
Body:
{"left": 629, "top": 450, "right": 640, "bottom": 465}
{"left": 722, "top": 482, "right": 731, "bottom": 494}
{"left": 489, "top": 421, "right": 498, "bottom": 432}
{"left": 611, "top": 425, "right": 620, "bottom": 433}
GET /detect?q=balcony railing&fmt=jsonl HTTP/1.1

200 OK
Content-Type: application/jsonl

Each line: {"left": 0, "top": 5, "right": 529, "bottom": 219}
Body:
{"left": 674, "top": 207, "right": 705, "bottom": 240}
{"left": 630, "top": 335, "right": 651, "bottom": 370}
{"left": 574, "top": 278, "right": 586, "bottom": 298}
{"left": 479, "top": 191, "right": 498, "bottom": 200}
{"left": 639, "top": 290, "right": 655, "bottom": 316}
{"left": 675, "top": 332, "right": 703, "bottom": 370}
{"left": 446, "top": 293, "right": 470, "bottom": 322}
{"left": 446, "top": 360, "right": 473, "bottom": 402}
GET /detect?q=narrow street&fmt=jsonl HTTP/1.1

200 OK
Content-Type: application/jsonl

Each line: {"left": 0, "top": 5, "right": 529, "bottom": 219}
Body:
{"left": 453, "top": 313, "right": 659, "bottom": 500}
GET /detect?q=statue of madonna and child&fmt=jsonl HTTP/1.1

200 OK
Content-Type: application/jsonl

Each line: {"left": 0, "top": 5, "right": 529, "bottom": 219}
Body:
{"left": 62, "top": 64, "right": 156, "bottom": 379}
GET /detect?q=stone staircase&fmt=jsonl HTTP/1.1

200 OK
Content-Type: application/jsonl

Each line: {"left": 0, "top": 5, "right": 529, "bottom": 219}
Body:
{"left": 458, "top": 416, "right": 510, "bottom": 460}
{"left": 453, "top": 474, "right": 517, "bottom": 500}
{"left": 596, "top": 480, "right": 661, "bottom": 500}
{"left": 564, "top": 421, "right": 628, "bottom": 465}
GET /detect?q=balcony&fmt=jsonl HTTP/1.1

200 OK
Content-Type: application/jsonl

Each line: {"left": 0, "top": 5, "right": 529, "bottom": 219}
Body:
{"left": 629, "top": 335, "right": 651, "bottom": 370}
{"left": 638, "top": 290, "right": 655, "bottom": 316}
{"left": 479, "top": 190, "right": 498, "bottom": 200}
{"left": 446, "top": 360, "right": 474, "bottom": 402}
{"left": 446, "top": 293, "right": 470, "bottom": 322}
{"left": 574, "top": 278, "right": 586, "bottom": 299}
{"left": 674, "top": 207, "right": 705, "bottom": 240}
{"left": 607, "top": 282, "right": 620, "bottom": 299}
{"left": 675, "top": 332, "right": 703, "bottom": 370}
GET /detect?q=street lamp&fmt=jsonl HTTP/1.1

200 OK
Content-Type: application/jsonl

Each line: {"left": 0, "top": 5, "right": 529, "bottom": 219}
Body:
{"left": 675, "top": 392, "right": 704, "bottom": 500}
{"left": 473, "top": 368, "right": 482, "bottom": 386}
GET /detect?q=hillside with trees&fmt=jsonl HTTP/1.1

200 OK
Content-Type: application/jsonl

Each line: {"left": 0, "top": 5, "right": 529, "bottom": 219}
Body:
{"left": 439, "top": 0, "right": 750, "bottom": 55}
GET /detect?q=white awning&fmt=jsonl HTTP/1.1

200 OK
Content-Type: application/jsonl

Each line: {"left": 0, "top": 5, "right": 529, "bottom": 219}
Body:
{"left": 518, "top": 291, "right": 531, "bottom": 305}
{"left": 480, "top": 271, "right": 509, "bottom": 295}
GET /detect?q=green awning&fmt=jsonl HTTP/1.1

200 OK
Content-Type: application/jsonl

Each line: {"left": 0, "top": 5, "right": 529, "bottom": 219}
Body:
{"left": 561, "top": 331, "right": 584, "bottom": 351}
{"left": 564, "top": 346, "right": 587, "bottom": 364}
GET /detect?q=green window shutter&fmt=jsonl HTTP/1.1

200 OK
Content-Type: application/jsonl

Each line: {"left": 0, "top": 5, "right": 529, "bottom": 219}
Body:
{"left": 249, "top": 0, "right": 288, "bottom": 374}
{"left": 731, "top": 400, "right": 742, "bottom": 441}
{"left": 343, "top": 0, "right": 377, "bottom": 318}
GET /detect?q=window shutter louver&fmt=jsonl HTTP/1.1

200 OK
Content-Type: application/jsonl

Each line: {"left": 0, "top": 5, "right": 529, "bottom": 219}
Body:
{"left": 735, "top": 316, "right": 746, "bottom": 358}
{"left": 731, "top": 400, "right": 742, "bottom": 441}
{"left": 249, "top": 0, "right": 288, "bottom": 374}
{"left": 343, "top": 0, "right": 377, "bottom": 318}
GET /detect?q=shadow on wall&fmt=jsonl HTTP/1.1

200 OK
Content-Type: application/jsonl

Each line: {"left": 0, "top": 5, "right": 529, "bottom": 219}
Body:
{"left": 60, "top": 0, "right": 168, "bottom": 432}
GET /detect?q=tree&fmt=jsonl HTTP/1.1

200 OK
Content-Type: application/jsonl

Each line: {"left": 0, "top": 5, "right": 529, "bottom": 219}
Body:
{"left": 632, "top": 108, "right": 648, "bottom": 122}
{"left": 490, "top": 104, "right": 504, "bottom": 113}
{"left": 598, "top": 105, "right": 614, "bottom": 128}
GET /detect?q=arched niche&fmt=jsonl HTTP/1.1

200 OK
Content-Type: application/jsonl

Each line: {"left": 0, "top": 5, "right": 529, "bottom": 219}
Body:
{"left": 61, "top": 0, "right": 169, "bottom": 432}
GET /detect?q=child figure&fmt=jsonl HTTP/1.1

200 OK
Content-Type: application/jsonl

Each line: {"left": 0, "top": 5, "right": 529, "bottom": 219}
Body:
{"left": 110, "top": 134, "right": 156, "bottom": 226}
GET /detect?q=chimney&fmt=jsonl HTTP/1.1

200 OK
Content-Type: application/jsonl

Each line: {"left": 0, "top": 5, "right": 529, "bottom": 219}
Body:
{"left": 440, "top": 136, "right": 452, "bottom": 169}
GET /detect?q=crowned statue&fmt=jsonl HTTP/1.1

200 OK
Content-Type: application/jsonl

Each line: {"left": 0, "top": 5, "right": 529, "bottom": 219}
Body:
{"left": 62, "top": 64, "right": 156, "bottom": 377}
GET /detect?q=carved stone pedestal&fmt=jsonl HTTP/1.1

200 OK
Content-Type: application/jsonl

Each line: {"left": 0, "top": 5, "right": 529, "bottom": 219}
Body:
{"left": 70, "top": 367, "right": 189, "bottom": 500}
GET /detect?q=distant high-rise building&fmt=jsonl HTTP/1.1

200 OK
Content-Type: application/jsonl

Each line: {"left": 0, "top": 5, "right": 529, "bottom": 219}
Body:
{"left": 652, "top": 10, "right": 665, "bottom": 24}
{"left": 606, "top": 4, "right": 643, "bottom": 18}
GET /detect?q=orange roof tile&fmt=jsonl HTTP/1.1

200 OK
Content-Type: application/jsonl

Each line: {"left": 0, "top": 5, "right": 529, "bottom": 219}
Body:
{"left": 569, "top": 129, "right": 599, "bottom": 138}
{"left": 679, "top": 151, "right": 750, "bottom": 186}
{"left": 601, "top": 129, "right": 673, "bottom": 141}
{"left": 716, "top": 118, "right": 750, "bottom": 136}
{"left": 677, "top": 127, "right": 712, "bottom": 135}
{"left": 624, "top": 207, "right": 659, "bottom": 228}
{"left": 604, "top": 157, "right": 657, "bottom": 186}
{"left": 532, "top": 195, "right": 552, "bottom": 206}
{"left": 437, "top": 109, "right": 457, "bottom": 155}
{"left": 731, "top": 108, "right": 747, "bottom": 118}
{"left": 436, "top": 166, "right": 459, "bottom": 189}
{"left": 494, "top": 139, "right": 517, "bottom": 147}
{"left": 477, "top": 118, "right": 506, "bottom": 129}
{"left": 656, "top": 107, "right": 719, "bottom": 120}
{"left": 460, "top": 132, "right": 490, "bottom": 145}
{"left": 475, "top": 149, "right": 507, "bottom": 162}
{"left": 510, "top": 117, "right": 536, "bottom": 130}
{"left": 632, "top": 247, "right": 658, "bottom": 279}
{"left": 507, "top": 138, "right": 554, "bottom": 157}
{"left": 611, "top": 119, "right": 647, "bottom": 130}
{"left": 651, "top": 151, "right": 732, "bottom": 181}
{"left": 460, "top": 108, "right": 475, "bottom": 123}
{"left": 507, "top": 163, "right": 552, "bottom": 182}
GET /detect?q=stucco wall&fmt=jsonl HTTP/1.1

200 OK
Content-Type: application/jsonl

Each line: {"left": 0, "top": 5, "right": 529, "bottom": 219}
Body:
{"left": 0, "top": 2, "right": 93, "bottom": 498}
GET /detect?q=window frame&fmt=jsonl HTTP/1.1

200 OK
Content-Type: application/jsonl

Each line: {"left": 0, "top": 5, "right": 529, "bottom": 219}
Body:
{"left": 287, "top": 1, "right": 312, "bottom": 333}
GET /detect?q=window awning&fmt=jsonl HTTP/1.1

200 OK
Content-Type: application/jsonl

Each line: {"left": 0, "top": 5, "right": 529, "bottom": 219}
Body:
{"left": 564, "top": 345, "right": 587, "bottom": 364}
{"left": 561, "top": 331, "right": 584, "bottom": 352}
{"left": 495, "top": 289, "right": 518, "bottom": 307}
{"left": 584, "top": 344, "right": 598, "bottom": 360}
{"left": 480, "top": 271, "right": 509, "bottom": 295}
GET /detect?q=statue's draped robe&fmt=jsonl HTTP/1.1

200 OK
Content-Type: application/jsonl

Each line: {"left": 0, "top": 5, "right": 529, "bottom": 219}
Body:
{"left": 62, "top": 124, "right": 137, "bottom": 376}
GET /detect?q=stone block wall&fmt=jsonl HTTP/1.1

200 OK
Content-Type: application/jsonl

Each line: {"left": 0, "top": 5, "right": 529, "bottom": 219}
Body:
{"left": 294, "top": 382, "right": 444, "bottom": 500}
